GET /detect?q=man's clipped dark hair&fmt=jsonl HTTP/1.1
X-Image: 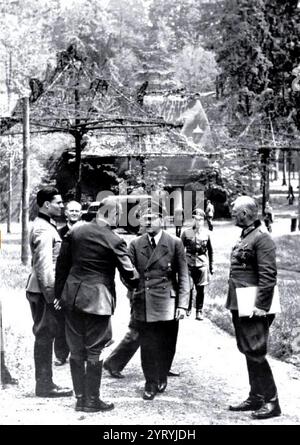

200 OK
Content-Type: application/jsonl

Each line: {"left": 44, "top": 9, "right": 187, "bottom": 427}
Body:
{"left": 36, "top": 186, "right": 59, "bottom": 207}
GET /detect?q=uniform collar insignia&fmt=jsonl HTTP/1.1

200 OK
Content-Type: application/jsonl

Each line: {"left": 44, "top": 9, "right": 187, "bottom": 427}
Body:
{"left": 241, "top": 220, "right": 261, "bottom": 238}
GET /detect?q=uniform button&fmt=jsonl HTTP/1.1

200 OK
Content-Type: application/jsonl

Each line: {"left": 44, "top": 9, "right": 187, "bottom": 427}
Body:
{"left": 146, "top": 287, "right": 149, "bottom": 290}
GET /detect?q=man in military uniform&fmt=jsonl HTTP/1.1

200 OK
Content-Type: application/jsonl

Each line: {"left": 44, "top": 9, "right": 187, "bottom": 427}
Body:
{"left": 55, "top": 197, "right": 139, "bottom": 412}
{"left": 26, "top": 187, "right": 72, "bottom": 398}
{"left": 227, "top": 196, "right": 281, "bottom": 419}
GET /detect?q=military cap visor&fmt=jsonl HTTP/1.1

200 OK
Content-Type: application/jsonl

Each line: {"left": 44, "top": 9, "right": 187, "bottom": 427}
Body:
{"left": 138, "top": 201, "right": 166, "bottom": 219}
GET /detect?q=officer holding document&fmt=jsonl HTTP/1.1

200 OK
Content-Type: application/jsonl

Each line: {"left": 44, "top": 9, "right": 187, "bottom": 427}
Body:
{"left": 226, "top": 196, "right": 281, "bottom": 420}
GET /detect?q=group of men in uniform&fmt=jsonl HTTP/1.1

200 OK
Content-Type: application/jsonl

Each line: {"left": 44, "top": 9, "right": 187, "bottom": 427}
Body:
{"left": 14, "top": 187, "right": 281, "bottom": 419}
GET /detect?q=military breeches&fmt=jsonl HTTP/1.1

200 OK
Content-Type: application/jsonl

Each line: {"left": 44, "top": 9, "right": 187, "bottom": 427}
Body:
{"left": 65, "top": 309, "right": 112, "bottom": 362}
{"left": 232, "top": 311, "right": 277, "bottom": 401}
{"left": 26, "top": 292, "right": 59, "bottom": 387}
{"left": 26, "top": 292, "right": 59, "bottom": 342}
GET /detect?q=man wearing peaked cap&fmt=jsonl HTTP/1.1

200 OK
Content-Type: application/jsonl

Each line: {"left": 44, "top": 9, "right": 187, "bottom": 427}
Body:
{"left": 193, "top": 208, "right": 206, "bottom": 219}
{"left": 127, "top": 203, "right": 190, "bottom": 401}
{"left": 136, "top": 197, "right": 167, "bottom": 219}
{"left": 181, "top": 207, "right": 214, "bottom": 321}
{"left": 104, "top": 198, "right": 181, "bottom": 378}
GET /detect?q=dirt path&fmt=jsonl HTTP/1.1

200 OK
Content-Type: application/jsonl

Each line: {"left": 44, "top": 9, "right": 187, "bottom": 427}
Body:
{"left": 1, "top": 286, "right": 300, "bottom": 425}
{"left": 1, "top": 220, "right": 300, "bottom": 425}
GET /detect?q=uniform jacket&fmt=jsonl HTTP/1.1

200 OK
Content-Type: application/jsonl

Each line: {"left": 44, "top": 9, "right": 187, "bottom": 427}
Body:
{"left": 26, "top": 213, "right": 61, "bottom": 303}
{"left": 129, "top": 231, "right": 190, "bottom": 322}
{"left": 181, "top": 227, "right": 213, "bottom": 270}
{"left": 58, "top": 224, "right": 70, "bottom": 239}
{"left": 55, "top": 220, "right": 138, "bottom": 316}
{"left": 226, "top": 220, "right": 277, "bottom": 312}
{"left": 205, "top": 203, "right": 214, "bottom": 218}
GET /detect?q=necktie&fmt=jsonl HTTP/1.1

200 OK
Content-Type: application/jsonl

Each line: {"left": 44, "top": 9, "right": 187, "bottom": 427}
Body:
{"left": 150, "top": 236, "right": 156, "bottom": 249}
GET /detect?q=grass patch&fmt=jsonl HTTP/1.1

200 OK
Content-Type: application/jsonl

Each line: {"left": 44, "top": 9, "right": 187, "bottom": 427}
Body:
{"left": 275, "top": 233, "right": 300, "bottom": 273}
{"left": 0, "top": 245, "right": 30, "bottom": 289}
{"left": 205, "top": 263, "right": 235, "bottom": 337}
{"left": 269, "top": 275, "right": 300, "bottom": 361}
{"left": 205, "top": 235, "right": 300, "bottom": 364}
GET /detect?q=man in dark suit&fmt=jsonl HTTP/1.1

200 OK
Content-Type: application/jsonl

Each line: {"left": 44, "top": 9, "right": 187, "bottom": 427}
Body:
{"left": 55, "top": 197, "right": 139, "bottom": 413}
{"left": 128, "top": 202, "right": 189, "bottom": 400}
{"left": 54, "top": 200, "right": 82, "bottom": 366}
{"left": 227, "top": 196, "right": 281, "bottom": 419}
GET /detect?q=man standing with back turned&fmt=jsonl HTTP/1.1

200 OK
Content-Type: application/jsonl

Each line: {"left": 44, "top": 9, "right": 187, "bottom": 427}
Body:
{"left": 55, "top": 197, "right": 139, "bottom": 412}
{"left": 227, "top": 196, "right": 281, "bottom": 419}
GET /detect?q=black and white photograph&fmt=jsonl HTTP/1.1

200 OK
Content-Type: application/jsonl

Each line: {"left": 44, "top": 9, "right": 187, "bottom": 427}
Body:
{"left": 0, "top": 0, "right": 300, "bottom": 429}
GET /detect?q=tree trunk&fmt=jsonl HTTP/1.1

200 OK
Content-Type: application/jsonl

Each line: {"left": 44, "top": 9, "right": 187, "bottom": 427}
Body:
{"left": 261, "top": 148, "right": 270, "bottom": 216}
{"left": 298, "top": 152, "right": 300, "bottom": 230}
{"left": 21, "top": 97, "right": 30, "bottom": 265}
{"left": 282, "top": 149, "right": 287, "bottom": 186}
{"left": 74, "top": 81, "right": 82, "bottom": 202}
{"left": 274, "top": 149, "right": 279, "bottom": 181}
{"left": 74, "top": 131, "right": 82, "bottom": 202}
{"left": 7, "top": 153, "right": 12, "bottom": 234}
{"left": 287, "top": 149, "right": 291, "bottom": 189}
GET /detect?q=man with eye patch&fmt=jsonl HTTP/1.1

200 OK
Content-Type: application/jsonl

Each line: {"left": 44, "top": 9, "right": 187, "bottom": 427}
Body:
{"left": 26, "top": 187, "right": 72, "bottom": 398}
{"left": 227, "top": 196, "right": 281, "bottom": 420}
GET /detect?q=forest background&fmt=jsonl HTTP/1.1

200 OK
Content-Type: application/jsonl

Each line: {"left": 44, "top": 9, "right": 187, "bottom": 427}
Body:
{"left": 1, "top": 0, "right": 300, "bottom": 217}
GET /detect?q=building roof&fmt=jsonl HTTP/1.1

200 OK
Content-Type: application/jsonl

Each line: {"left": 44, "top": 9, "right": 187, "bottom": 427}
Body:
{"left": 0, "top": 43, "right": 214, "bottom": 157}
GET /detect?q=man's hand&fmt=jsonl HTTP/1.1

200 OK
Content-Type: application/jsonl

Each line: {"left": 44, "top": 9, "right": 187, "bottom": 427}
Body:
{"left": 175, "top": 308, "right": 186, "bottom": 320}
{"left": 250, "top": 307, "right": 267, "bottom": 318}
{"left": 53, "top": 298, "right": 62, "bottom": 311}
{"left": 210, "top": 266, "right": 214, "bottom": 275}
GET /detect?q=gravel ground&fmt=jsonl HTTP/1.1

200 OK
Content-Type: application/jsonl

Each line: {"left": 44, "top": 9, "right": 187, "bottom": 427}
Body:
{"left": 1, "top": 283, "right": 300, "bottom": 426}
{"left": 1, "top": 218, "right": 300, "bottom": 425}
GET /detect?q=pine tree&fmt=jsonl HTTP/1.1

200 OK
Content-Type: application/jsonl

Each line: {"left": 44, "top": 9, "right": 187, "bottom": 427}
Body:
{"left": 214, "top": 0, "right": 300, "bottom": 136}
{"left": 134, "top": 23, "right": 179, "bottom": 93}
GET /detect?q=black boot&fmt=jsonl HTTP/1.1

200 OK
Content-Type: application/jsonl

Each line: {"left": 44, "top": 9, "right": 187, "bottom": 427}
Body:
{"left": 84, "top": 361, "right": 114, "bottom": 412}
{"left": 250, "top": 361, "right": 280, "bottom": 419}
{"left": 230, "top": 358, "right": 265, "bottom": 412}
{"left": 70, "top": 359, "right": 86, "bottom": 411}
{"left": 35, "top": 341, "right": 72, "bottom": 398}
{"left": 229, "top": 395, "right": 264, "bottom": 411}
{"left": 1, "top": 352, "right": 18, "bottom": 386}
{"left": 251, "top": 395, "right": 281, "bottom": 419}
{"left": 257, "top": 360, "right": 278, "bottom": 405}
{"left": 34, "top": 341, "right": 53, "bottom": 395}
